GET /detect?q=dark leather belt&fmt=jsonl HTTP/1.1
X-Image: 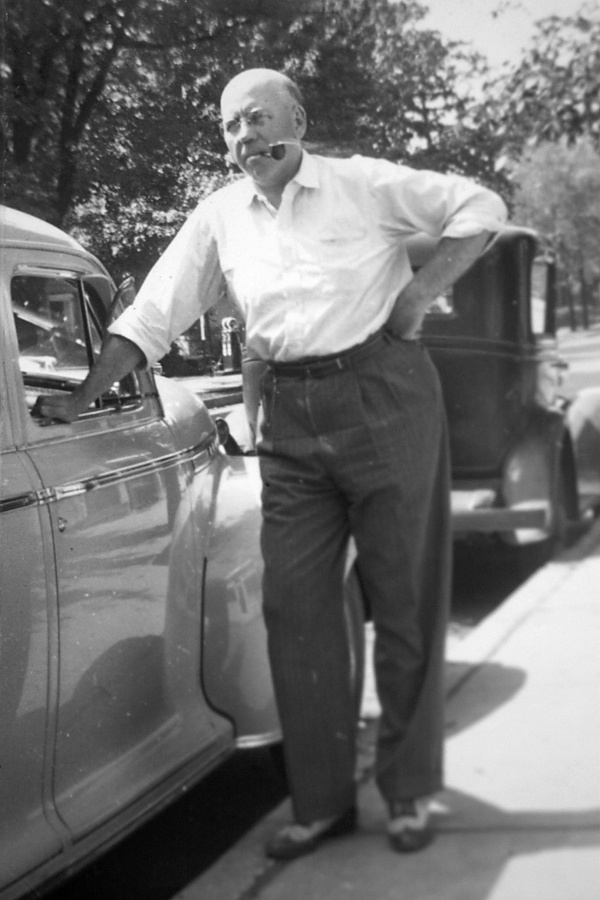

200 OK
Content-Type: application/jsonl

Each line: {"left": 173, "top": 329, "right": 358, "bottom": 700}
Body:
{"left": 268, "top": 328, "right": 386, "bottom": 378}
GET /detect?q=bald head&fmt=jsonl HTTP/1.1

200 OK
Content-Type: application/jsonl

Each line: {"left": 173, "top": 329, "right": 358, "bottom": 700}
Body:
{"left": 220, "top": 68, "right": 303, "bottom": 112}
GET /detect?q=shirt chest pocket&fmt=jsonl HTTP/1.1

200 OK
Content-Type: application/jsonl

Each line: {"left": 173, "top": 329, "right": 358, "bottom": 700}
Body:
{"left": 317, "top": 220, "right": 368, "bottom": 244}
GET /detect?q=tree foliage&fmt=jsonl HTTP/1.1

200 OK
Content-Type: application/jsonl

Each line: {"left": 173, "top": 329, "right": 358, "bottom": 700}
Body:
{"left": 510, "top": 138, "right": 600, "bottom": 324}
{"left": 1, "top": 0, "right": 317, "bottom": 223}
{"left": 484, "top": 3, "right": 600, "bottom": 158}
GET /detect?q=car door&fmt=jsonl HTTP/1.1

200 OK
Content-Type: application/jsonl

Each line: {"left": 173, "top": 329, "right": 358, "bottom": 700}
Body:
{"left": 9, "top": 257, "right": 229, "bottom": 842}
{"left": 0, "top": 331, "right": 65, "bottom": 891}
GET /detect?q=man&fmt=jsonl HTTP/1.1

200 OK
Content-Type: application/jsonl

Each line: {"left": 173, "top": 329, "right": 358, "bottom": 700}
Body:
{"left": 37, "top": 68, "right": 507, "bottom": 858}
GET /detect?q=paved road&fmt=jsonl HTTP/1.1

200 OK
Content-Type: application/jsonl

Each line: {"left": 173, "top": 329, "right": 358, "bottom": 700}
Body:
{"left": 558, "top": 323, "right": 600, "bottom": 398}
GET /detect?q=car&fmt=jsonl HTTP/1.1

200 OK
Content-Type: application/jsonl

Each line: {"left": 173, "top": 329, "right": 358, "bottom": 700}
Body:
{"left": 0, "top": 206, "right": 365, "bottom": 899}
{"left": 415, "top": 226, "right": 582, "bottom": 553}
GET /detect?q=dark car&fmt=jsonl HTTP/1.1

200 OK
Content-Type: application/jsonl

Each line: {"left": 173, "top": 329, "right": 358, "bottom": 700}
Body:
{"left": 414, "top": 226, "right": 580, "bottom": 552}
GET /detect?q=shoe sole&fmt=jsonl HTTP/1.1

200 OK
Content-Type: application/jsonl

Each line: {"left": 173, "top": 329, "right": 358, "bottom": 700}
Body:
{"left": 388, "top": 827, "right": 433, "bottom": 853}
{"left": 266, "top": 806, "right": 358, "bottom": 860}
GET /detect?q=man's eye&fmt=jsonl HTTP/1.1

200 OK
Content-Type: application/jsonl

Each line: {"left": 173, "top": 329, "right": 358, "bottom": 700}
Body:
{"left": 225, "top": 119, "right": 240, "bottom": 133}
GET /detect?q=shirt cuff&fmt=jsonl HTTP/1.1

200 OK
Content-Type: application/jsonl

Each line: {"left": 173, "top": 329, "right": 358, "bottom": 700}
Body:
{"left": 108, "top": 307, "right": 171, "bottom": 367}
{"left": 441, "top": 217, "right": 506, "bottom": 239}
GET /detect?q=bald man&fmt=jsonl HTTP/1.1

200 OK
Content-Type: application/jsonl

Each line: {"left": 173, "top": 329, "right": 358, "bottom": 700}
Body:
{"left": 38, "top": 68, "right": 507, "bottom": 859}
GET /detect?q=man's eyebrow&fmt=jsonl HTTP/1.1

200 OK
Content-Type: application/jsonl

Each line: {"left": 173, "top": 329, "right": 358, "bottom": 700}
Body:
{"left": 222, "top": 105, "right": 272, "bottom": 128}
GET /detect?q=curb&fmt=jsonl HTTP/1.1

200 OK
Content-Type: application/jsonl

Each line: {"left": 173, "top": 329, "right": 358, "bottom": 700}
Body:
{"left": 203, "top": 389, "right": 244, "bottom": 409}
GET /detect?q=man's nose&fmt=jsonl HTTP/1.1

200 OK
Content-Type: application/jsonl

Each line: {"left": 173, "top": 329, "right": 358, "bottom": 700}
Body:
{"left": 238, "top": 118, "right": 257, "bottom": 141}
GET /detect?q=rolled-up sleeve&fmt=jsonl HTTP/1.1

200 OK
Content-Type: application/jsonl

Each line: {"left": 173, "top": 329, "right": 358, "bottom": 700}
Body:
{"left": 364, "top": 158, "right": 507, "bottom": 240}
{"left": 109, "top": 199, "right": 224, "bottom": 365}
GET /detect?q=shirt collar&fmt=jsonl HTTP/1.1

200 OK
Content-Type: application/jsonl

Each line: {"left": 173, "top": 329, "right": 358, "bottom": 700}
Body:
{"left": 240, "top": 150, "right": 319, "bottom": 207}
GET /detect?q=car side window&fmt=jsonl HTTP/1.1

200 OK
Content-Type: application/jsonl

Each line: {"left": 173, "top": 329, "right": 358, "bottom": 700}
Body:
{"left": 12, "top": 271, "right": 139, "bottom": 414}
{"left": 408, "top": 267, "right": 457, "bottom": 321}
{"left": 531, "top": 259, "right": 551, "bottom": 336}
{"left": 426, "top": 287, "right": 455, "bottom": 318}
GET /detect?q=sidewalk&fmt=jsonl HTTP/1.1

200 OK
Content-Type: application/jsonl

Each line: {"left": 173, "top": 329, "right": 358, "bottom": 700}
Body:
{"left": 177, "top": 519, "right": 600, "bottom": 900}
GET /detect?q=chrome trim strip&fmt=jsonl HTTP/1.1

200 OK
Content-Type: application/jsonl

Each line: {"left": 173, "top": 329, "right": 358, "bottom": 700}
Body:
{"left": 235, "top": 730, "right": 282, "bottom": 750}
{"left": 0, "top": 492, "right": 40, "bottom": 514}
{"left": 13, "top": 264, "right": 88, "bottom": 278}
{"left": 0, "top": 434, "right": 219, "bottom": 514}
{"left": 451, "top": 503, "right": 550, "bottom": 532}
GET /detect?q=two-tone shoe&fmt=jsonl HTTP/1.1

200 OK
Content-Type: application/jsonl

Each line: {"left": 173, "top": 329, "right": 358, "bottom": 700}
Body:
{"left": 265, "top": 805, "right": 358, "bottom": 860}
{"left": 387, "top": 798, "right": 433, "bottom": 853}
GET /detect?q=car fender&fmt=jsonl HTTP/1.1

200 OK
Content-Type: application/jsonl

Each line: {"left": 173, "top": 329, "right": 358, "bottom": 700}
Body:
{"left": 201, "top": 448, "right": 366, "bottom": 748}
{"left": 155, "top": 374, "right": 217, "bottom": 453}
{"left": 501, "top": 406, "right": 578, "bottom": 543}
{"left": 201, "top": 452, "right": 280, "bottom": 747}
{"left": 566, "top": 387, "right": 600, "bottom": 505}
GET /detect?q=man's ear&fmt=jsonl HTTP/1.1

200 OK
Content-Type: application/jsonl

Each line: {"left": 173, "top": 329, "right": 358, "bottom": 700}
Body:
{"left": 294, "top": 105, "right": 307, "bottom": 139}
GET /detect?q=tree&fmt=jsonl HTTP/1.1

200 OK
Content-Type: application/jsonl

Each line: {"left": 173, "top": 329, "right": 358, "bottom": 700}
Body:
{"left": 1, "top": 0, "right": 318, "bottom": 223}
{"left": 483, "top": 3, "right": 600, "bottom": 157}
{"left": 510, "top": 138, "right": 600, "bottom": 327}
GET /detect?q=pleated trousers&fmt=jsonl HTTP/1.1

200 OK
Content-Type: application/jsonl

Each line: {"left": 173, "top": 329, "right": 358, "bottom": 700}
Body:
{"left": 257, "top": 329, "right": 452, "bottom": 824}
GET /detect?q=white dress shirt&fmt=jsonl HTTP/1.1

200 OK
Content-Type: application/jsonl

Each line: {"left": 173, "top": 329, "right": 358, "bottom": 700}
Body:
{"left": 109, "top": 152, "right": 507, "bottom": 363}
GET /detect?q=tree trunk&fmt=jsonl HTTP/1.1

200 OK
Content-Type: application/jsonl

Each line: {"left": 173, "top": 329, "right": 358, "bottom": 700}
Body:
{"left": 580, "top": 268, "right": 590, "bottom": 330}
{"left": 56, "top": 146, "right": 77, "bottom": 225}
{"left": 562, "top": 284, "right": 577, "bottom": 330}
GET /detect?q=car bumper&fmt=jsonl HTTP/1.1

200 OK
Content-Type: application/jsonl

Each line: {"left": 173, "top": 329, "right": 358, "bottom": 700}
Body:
{"left": 451, "top": 489, "right": 550, "bottom": 538}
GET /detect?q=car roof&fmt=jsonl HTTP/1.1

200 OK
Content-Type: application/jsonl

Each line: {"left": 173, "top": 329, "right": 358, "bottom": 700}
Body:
{"left": 0, "top": 205, "right": 86, "bottom": 253}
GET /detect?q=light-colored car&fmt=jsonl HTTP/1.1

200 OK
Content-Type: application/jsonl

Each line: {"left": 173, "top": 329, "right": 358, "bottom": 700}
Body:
{"left": 0, "top": 207, "right": 364, "bottom": 899}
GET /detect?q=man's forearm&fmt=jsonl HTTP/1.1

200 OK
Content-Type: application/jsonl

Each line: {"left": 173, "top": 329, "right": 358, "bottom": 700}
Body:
{"left": 387, "top": 232, "right": 491, "bottom": 339}
{"left": 73, "top": 334, "right": 146, "bottom": 410}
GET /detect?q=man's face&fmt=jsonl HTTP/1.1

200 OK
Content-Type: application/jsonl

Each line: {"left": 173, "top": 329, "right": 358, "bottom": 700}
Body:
{"left": 220, "top": 79, "right": 305, "bottom": 190}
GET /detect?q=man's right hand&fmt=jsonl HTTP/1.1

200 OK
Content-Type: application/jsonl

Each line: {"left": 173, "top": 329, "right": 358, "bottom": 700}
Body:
{"left": 30, "top": 334, "right": 146, "bottom": 425}
{"left": 31, "top": 393, "right": 87, "bottom": 425}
